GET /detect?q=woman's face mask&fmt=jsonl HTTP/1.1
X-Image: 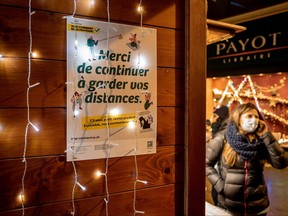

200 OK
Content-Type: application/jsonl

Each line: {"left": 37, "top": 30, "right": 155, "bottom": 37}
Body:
{"left": 240, "top": 109, "right": 259, "bottom": 133}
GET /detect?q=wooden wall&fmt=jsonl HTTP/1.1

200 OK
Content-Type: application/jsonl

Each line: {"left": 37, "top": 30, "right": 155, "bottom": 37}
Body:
{"left": 0, "top": 0, "right": 191, "bottom": 215}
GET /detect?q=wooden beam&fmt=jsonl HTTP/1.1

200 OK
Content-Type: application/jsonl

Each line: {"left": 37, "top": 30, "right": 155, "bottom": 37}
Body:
{"left": 184, "top": 0, "right": 206, "bottom": 215}
{"left": 207, "top": 19, "right": 246, "bottom": 45}
{"left": 219, "top": 2, "right": 288, "bottom": 24}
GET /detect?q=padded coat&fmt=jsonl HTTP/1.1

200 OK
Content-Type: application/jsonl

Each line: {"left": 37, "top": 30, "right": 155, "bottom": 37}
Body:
{"left": 206, "top": 130, "right": 288, "bottom": 215}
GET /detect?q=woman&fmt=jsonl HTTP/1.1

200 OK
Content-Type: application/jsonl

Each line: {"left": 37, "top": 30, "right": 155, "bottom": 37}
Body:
{"left": 206, "top": 102, "right": 288, "bottom": 216}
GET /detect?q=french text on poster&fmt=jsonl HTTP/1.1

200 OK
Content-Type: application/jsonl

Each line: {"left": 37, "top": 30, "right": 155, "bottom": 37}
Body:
{"left": 66, "top": 18, "right": 157, "bottom": 161}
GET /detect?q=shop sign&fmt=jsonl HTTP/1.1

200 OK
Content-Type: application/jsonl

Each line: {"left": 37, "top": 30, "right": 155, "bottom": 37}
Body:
{"left": 207, "top": 13, "right": 288, "bottom": 76}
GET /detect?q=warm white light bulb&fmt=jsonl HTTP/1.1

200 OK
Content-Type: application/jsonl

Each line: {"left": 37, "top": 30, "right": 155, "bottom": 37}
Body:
{"left": 74, "top": 110, "right": 79, "bottom": 116}
{"left": 95, "top": 170, "right": 104, "bottom": 177}
{"left": 32, "top": 52, "right": 37, "bottom": 58}
{"left": 134, "top": 56, "right": 147, "bottom": 68}
{"left": 137, "top": 5, "right": 143, "bottom": 13}
{"left": 76, "top": 182, "right": 86, "bottom": 191}
{"left": 137, "top": 180, "right": 148, "bottom": 184}
{"left": 30, "top": 122, "right": 39, "bottom": 132}
{"left": 30, "top": 82, "right": 40, "bottom": 89}
{"left": 18, "top": 193, "right": 24, "bottom": 202}
{"left": 110, "top": 108, "right": 120, "bottom": 116}
{"left": 135, "top": 210, "right": 145, "bottom": 214}
{"left": 128, "top": 120, "right": 136, "bottom": 129}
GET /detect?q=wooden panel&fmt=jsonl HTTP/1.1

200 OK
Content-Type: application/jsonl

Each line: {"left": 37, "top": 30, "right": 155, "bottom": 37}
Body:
{"left": 0, "top": 59, "right": 66, "bottom": 107}
{"left": 0, "top": 108, "right": 66, "bottom": 159}
{"left": 0, "top": 0, "right": 184, "bottom": 29}
{"left": 0, "top": 60, "right": 184, "bottom": 108}
{"left": 0, "top": 184, "right": 184, "bottom": 216}
{"left": 157, "top": 68, "right": 185, "bottom": 107}
{"left": 0, "top": 5, "right": 184, "bottom": 68}
{"left": 0, "top": 146, "right": 184, "bottom": 211}
{"left": 157, "top": 107, "right": 184, "bottom": 146}
{"left": 0, "top": 6, "right": 65, "bottom": 59}
{"left": 0, "top": 107, "right": 183, "bottom": 159}
{"left": 157, "top": 28, "right": 185, "bottom": 68}
{"left": 0, "top": 0, "right": 187, "bottom": 215}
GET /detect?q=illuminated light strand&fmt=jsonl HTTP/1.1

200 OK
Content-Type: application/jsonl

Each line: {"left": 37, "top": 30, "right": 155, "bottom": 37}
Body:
{"left": 76, "top": 182, "right": 86, "bottom": 191}
{"left": 21, "top": 1, "right": 40, "bottom": 215}
{"left": 253, "top": 77, "right": 286, "bottom": 93}
{"left": 228, "top": 81, "right": 243, "bottom": 105}
{"left": 133, "top": 148, "right": 147, "bottom": 215}
{"left": 138, "top": 0, "right": 143, "bottom": 27}
{"left": 233, "top": 76, "right": 248, "bottom": 103}
{"left": 72, "top": 0, "right": 77, "bottom": 17}
{"left": 247, "top": 75, "right": 261, "bottom": 110}
{"left": 65, "top": 1, "right": 86, "bottom": 215}
{"left": 260, "top": 108, "right": 288, "bottom": 127}
{"left": 133, "top": 1, "right": 147, "bottom": 215}
{"left": 226, "top": 78, "right": 246, "bottom": 106}
{"left": 108, "top": 141, "right": 119, "bottom": 147}
{"left": 214, "top": 76, "right": 288, "bottom": 128}
{"left": 101, "top": 1, "right": 112, "bottom": 215}
{"left": 70, "top": 148, "right": 79, "bottom": 216}
{"left": 97, "top": 3, "right": 128, "bottom": 215}
{"left": 215, "top": 76, "right": 248, "bottom": 108}
{"left": 216, "top": 80, "right": 232, "bottom": 108}
{"left": 239, "top": 93, "right": 288, "bottom": 105}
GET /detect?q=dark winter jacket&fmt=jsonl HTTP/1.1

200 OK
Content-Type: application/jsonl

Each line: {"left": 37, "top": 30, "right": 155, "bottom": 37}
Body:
{"left": 206, "top": 129, "right": 288, "bottom": 215}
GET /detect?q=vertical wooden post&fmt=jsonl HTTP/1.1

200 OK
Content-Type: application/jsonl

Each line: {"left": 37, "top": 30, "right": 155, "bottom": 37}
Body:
{"left": 184, "top": 0, "right": 206, "bottom": 215}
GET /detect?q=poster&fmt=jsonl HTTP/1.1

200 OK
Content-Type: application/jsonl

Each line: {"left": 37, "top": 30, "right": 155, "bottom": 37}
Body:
{"left": 66, "top": 18, "right": 157, "bottom": 161}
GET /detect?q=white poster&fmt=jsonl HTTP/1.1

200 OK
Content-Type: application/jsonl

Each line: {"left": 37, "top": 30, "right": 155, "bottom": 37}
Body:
{"left": 66, "top": 18, "right": 157, "bottom": 161}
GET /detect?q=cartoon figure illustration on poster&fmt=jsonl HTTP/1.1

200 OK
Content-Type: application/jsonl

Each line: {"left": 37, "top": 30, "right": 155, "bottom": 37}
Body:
{"left": 144, "top": 92, "right": 153, "bottom": 110}
{"left": 71, "top": 91, "right": 85, "bottom": 116}
{"left": 138, "top": 91, "right": 154, "bottom": 133}
{"left": 87, "top": 34, "right": 124, "bottom": 61}
{"left": 127, "top": 33, "right": 141, "bottom": 51}
{"left": 87, "top": 36, "right": 98, "bottom": 61}
{"left": 67, "top": 18, "right": 157, "bottom": 161}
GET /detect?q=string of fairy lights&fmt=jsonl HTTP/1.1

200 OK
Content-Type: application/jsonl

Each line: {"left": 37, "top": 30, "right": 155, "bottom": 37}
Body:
{"left": 66, "top": 1, "right": 87, "bottom": 215}
{"left": 133, "top": 1, "right": 149, "bottom": 215}
{"left": 103, "top": 0, "right": 111, "bottom": 214}
{"left": 213, "top": 75, "right": 288, "bottom": 140}
{"left": 63, "top": 1, "right": 91, "bottom": 215}
{"left": 64, "top": 0, "right": 147, "bottom": 215}
{"left": 21, "top": 0, "right": 40, "bottom": 215}
{"left": 14, "top": 0, "right": 151, "bottom": 215}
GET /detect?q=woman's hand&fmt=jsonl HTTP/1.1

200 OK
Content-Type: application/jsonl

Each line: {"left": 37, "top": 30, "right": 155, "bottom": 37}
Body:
{"left": 256, "top": 120, "right": 268, "bottom": 137}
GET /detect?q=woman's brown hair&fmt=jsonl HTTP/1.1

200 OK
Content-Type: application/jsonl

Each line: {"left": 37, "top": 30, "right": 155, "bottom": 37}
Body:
{"left": 229, "top": 102, "right": 264, "bottom": 127}
{"left": 223, "top": 102, "right": 264, "bottom": 166}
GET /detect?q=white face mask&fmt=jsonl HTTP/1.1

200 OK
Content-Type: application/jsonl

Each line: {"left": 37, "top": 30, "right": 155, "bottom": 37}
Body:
{"left": 240, "top": 109, "right": 259, "bottom": 133}
{"left": 241, "top": 118, "right": 258, "bottom": 133}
